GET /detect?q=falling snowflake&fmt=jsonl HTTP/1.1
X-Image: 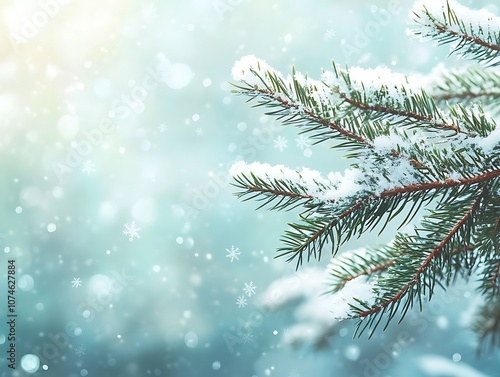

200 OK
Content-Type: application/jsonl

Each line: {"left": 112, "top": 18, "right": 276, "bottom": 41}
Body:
{"left": 295, "top": 135, "right": 311, "bottom": 150}
{"left": 158, "top": 123, "right": 167, "bottom": 133}
{"left": 243, "top": 281, "right": 257, "bottom": 297}
{"left": 195, "top": 127, "right": 204, "bottom": 136}
{"left": 236, "top": 295, "right": 247, "bottom": 308}
{"left": 82, "top": 160, "right": 96, "bottom": 175}
{"left": 282, "top": 328, "right": 289, "bottom": 339}
{"left": 324, "top": 29, "right": 335, "bottom": 41}
{"left": 71, "top": 278, "right": 82, "bottom": 288}
{"left": 75, "top": 345, "right": 85, "bottom": 357}
{"left": 123, "top": 222, "right": 141, "bottom": 242}
{"left": 242, "top": 332, "right": 254, "bottom": 344}
{"left": 273, "top": 136, "right": 288, "bottom": 152}
{"left": 226, "top": 246, "right": 241, "bottom": 262}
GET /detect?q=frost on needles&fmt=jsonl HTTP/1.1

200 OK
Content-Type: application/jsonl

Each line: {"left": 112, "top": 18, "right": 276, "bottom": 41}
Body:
{"left": 229, "top": 0, "right": 500, "bottom": 350}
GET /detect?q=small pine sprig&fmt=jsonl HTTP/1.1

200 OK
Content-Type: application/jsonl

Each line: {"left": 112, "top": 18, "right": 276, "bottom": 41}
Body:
{"left": 410, "top": 0, "right": 500, "bottom": 66}
{"left": 429, "top": 65, "right": 500, "bottom": 105}
{"left": 472, "top": 299, "right": 500, "bottom": 352}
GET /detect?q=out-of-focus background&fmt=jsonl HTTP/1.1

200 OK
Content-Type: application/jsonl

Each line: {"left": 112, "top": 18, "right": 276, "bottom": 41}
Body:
{"left": 0, "top": 0, "right": 499, "bottom": 376}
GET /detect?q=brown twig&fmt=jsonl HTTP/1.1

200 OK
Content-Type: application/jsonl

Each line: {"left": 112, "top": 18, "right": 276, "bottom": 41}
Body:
{"left": 340, "top": 95, "right": 464, "bottom": 134}
{"left": 434, "top": 23, "right": 500, "bottom": 54}
{"left": 433, "top": 90, "right": 500, "bottom": 102}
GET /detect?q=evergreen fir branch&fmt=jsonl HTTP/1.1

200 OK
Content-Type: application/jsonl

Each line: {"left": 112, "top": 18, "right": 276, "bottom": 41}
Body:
{"left": 339, "top": 92, "right": 462, "bottom": 134}
{"left": 233, "top": 58, "right": 500, "bottom": 178}
{"left": 358, "top": 169, "right": 500, "bottom": 200}
{"left": 233, "top": 160, "right": 500, "bottom": 270}
{"left": 234, "top": 62, "right": 439, "bottom": 174}
{"left": 277, "top": 215, "right": 337, "bottom": 267}
{"left": 342, "top": 90, "right": 497, "bottom": 139}
{"left": 474, "top": 183, "right": 500, "bottom": 303}
{"left": 331, "top": 65, "right": 498, "bottom": 138}
{"left": 477, "top": 257, "right": 500, "bottom": 301}
{"left": 472, "top": 300, "right": 500, "bottom": 352}
{"left": 256, "top": 86, "right": 369, "bottom": 146}
{"left": 231, "top": 172, "right": 316, "bottom": 212}
{"left": 231, "top": 57, "right": 372, "bottom": 150}
{"left": 352, "top": 186, "right": 486, "bottom": 337}
{"left": 232, "top": 74, "right": 370, "bottom": 150}
{"left": 273, "top": 188, "right": 436, "bottom": 268}
{"left": 323, "top": 64, "right": 466, "bottom": 137}
{"left": 381, "top": 140, "right": 498, "bottom": 184}
{"left": 230, "top": 0, "right": 500, "bottom": 351}
{"left": 411, "top": 0, "right": 500, "bottom": 65}
{"left": 430, "top": 65, "right": 500, "bottom": 105}
{"left": 447, "top": 103, "right": 497, "bottom": 137}
{"left": 473, "top": 182, "right": 500, "bottom": 258}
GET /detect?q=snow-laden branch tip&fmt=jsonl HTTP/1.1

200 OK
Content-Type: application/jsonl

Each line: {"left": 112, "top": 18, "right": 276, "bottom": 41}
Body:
{"left": 411, "top": 0, "right": 500, "bottom": 37}
{"left": 409, "top": 0, "right": 500, "bottom": 66}
{"left": 232, "top": 55, "right": 332, "bottom": 111}
{"left": 330, "top": 275, "right": 376, "bottom": 319}
{"left": 232, "top": 55, "right": 281, "bottom": 87}
{"left": 230, "top": 161, "right": 364, "bottom": 202}
{"left": 477, "top": 125, "right": 500, "bottom": 153}
{"left": 323, "top": 66, "right": 422, "bottom": 107}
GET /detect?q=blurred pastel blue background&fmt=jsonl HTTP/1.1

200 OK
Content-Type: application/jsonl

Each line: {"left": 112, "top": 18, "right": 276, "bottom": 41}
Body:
{"left": 0, "top": 0, "right": 499, "bottom": 376}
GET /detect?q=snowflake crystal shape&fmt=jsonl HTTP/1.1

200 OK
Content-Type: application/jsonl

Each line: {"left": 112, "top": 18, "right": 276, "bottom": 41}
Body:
{"left": 236, "top": 295, "right": 247, "bottom": 308}
{"left": 324, "top": 28, "right": 335, "bottom": 41}
{"left": 82, "top": 160, "right": 96, "bottom": 175}
{"left": 195, "top": 127, "right": 204, "bottom": 136}
{"left": 71, "top": 278, "right": 82, "bottom": 288}
{"left": 226, "top": 246, "right": 241, "bottom": 262}
{"left": 75, "top": 345, "right": 85, "bottom": 357}
{"left": 123, "top": 222, "right": 141, "bottom": 242}
{"left": 243, "top": 281, "right": 257, "bottom": 297}
{"left": 158, "top": 123, "right": 167, "bottom": 133}
{"left": 282, "top": 328, "right": 289, "bottom": 339}
{"left": 242, "top": 332, "right": 254, "bottom": 344}
{"left": 295, "top": 135, "right": 311, "bottom": 150}
{"left": 273, "top": 136, "right": 288, "bottom": 152}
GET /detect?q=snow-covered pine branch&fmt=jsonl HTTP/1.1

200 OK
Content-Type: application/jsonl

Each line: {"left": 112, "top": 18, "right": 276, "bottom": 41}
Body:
{"left": 410, "top": 0, "right": 500, "bottom": 66}
{"left": 428, "top": 65, "right": 500, "bottom": 105}
{"left": 231, "top": 55, "right": 500, "bottom": 268}
{"left": 230, "top": 0, "right": 500, "bottom": 350}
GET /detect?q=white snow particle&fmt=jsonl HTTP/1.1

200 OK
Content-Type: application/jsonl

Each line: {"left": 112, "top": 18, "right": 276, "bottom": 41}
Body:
{"left": 82, "top": 160, "right": 96, "bottom": 175}
{"left": 225, "top": 246, "right": 241, "bottom": 262}
{"left": 273, "top": 136, "right": 288, "bottom": 152}
{"left": 242, "top": 332, "right": 254, "bottom": 344}
{"left": 243, "top": 281, "right": 257, "bottom": 297}
{"left": 295, "top": 135, "right": 310, "bottom": 150}
{"left": 75, "top": 345, "right": 85, "bottom": 357}
{"left": 123, "top": 222, "right": 141, "bottom": 242}
{"left": 236, "top": 295, "right": 248, "bottom": 308}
